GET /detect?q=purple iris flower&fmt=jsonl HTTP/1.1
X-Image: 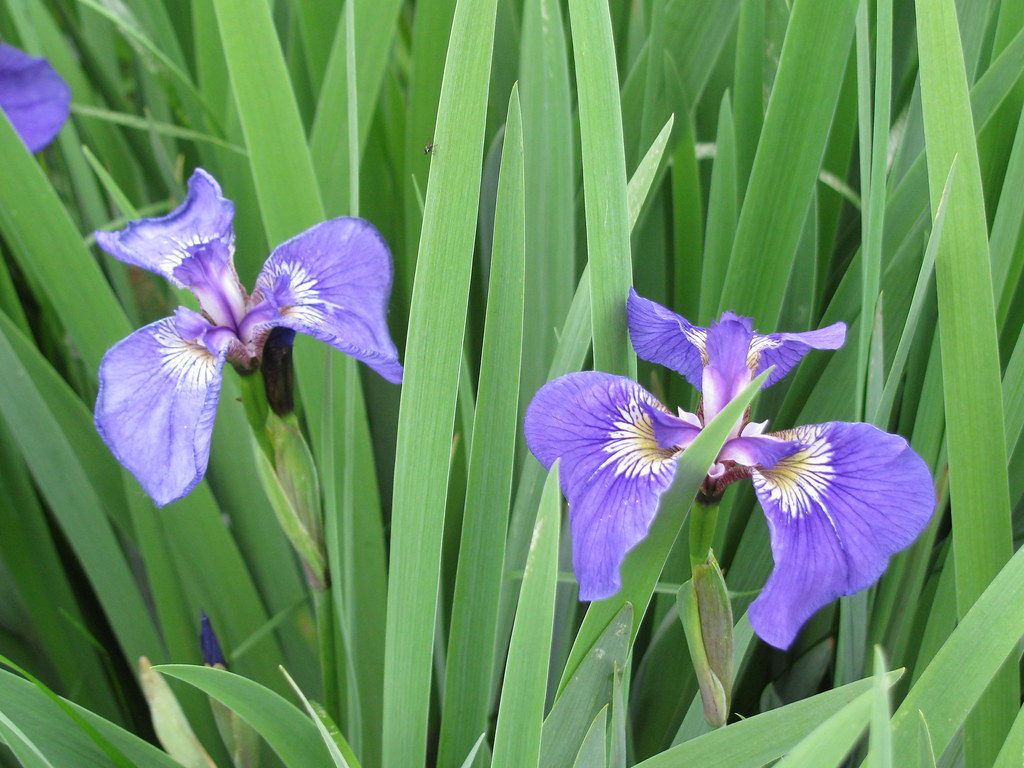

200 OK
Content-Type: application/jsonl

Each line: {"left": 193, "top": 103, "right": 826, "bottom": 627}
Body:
{"left": 94, "top": 168, "right": 402, "bottom": 507}
{"left": 0, "top": 43, "right": 70, "bottom": 153}
{"left": 525, "top": 290, "right": 934, "bottom": 649}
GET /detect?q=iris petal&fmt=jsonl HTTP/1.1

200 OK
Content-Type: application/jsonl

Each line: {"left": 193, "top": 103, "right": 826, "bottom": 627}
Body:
{"left": 94, "top": 169, "right": 235, "bottom": 287}
{"left": 748, "top": 421, "right": 934, "bottom": 649}
{"left": 254, "top": 217, "right": 403, "bottom": 384}
{"left": 627, "top": 289, "right": 707, "bottom": 390}
{"left": 749, "top": 322, "right": 847, "bottom": 387}
{"left": 95, "top": 309, "right": 229, "bottom": 506}
{"left": 525, "top": 372, "right": 678, "bottom": 600}
{"left": 627, "top": 290, "right": 846, "bottom": 391}
{"left": 0, "top": 43, "right": 70, "bottom": 153}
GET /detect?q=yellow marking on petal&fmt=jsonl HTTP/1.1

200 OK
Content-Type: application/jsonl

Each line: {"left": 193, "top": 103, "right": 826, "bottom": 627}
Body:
{"left": 755, "top": 426, "right": 835, "bottom": 518}
{"left": 599, "top": 397, "right": 677, "bottom": 480}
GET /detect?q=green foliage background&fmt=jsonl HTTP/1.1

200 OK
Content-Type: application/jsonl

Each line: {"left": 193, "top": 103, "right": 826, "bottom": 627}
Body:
{"left": 0, "top": 0, "right": 1023, "bottom": 766}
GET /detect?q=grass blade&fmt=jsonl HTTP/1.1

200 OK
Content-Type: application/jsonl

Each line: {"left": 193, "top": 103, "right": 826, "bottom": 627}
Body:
{"left": 491, "top": 463, "right": 561, "bottom": 768}
{"left": 569, "top": 0, "right": 635, "bottom": 378}
{"left": 915, "top": 0, "right": 1017, "bottom": 763}
{"left": 382, "top": 0, "right": 498, "bottom": 764}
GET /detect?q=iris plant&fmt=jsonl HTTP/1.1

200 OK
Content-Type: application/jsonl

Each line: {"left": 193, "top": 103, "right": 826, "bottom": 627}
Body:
{"left": 94, "top": 169, "right": 402, "bottom": 507}
{"left": 0, "top": 43, "right": 69, "bottom": 152}
{"left": 526, "top": 289, "right": 934, "bottom": 649}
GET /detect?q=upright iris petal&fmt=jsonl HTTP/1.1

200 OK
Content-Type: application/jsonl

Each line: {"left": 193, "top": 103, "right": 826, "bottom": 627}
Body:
{"left": 748, "top": 422, "right": 934, "bottom": 649}
{"left": 627, "top": 289, "right": 846, "bottom": 390}
{"left": 0, "top": 43, "right": 70, "bottom": 153}
{"left": 94, "top": 168, "right": 402, "bottom": 506}
{"left": 525, "top": 372, "right": 678, "bottom": 599}
{"left": 94, "top": 169, "right": 236, "bottom": 287}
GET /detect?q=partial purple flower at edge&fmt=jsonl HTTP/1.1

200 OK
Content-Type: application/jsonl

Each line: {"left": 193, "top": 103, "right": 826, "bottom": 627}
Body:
{"left": 525, "top": 302, "right": 934, "bottom": 650}
{"left": 94, "top": 168, "right": 403, "bottom": 507}
{"left": 0, "top": 43, "right": 70, "bottom": 153}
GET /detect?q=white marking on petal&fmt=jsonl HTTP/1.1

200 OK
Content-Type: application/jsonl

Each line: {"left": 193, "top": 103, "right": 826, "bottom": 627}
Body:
{"left": 154, "top": 322, "right": 219, "bottom": 392}
{"left": 753, "top": 424, "right": 836, "bottom": 519}
{"left": 597, "top": 394, "right": 676, "bottom": 480}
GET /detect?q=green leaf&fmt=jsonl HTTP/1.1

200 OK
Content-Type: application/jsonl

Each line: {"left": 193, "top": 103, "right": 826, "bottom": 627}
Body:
{"left": 157, "top": 665, "right": 334, "bottom": 768}
{"left": 915, "top": 0, "right": 1017, "bottom": 762}
{"left": 633, "top": 672, "right": 902, "bottom": 768}
{"left": 382, "top": 0, "right": 498, "bottom": 765}
{"left": 772, "top": 689, "right": 873, "bottom": 768}
{"left": 889, "top": 541, "right": 1024, "bottom": 763}
{"left": 569, "top": 0, "right": 635, "bottom": 378}
{"left": 439, "top": 85, "right": 526, "bottom": 768}
{"left": 716, "top": 0, "right": 858, "bottom": 326}
{"left": 540, "top": 606, "right": 632, "bottom": 768}
{"left": 211, "top": 0, "right": 325, "bottom": 243}
{"left": 518, "top": 0, "right": 576, "bottom": 401}
{"left": 571, "top": 709, "right": 608, "bottom": 768}
{"left": 491, "top": 463, "right": 561, "bottom": 768}
{"left": 0, "top": 669, "right": 183, "bottom": 768}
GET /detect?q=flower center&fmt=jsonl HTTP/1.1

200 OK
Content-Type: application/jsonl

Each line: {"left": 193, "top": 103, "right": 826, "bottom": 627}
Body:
{"left": 173, "top": 241, "right": 248, "bottom": 331}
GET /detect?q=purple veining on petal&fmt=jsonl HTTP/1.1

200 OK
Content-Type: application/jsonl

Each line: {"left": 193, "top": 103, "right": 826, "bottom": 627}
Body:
{"left": 0, "top": 43, "right": 70, "bottom": 153}
{"left": 750, "top": 322, "right": 847, "bottom": 387}
{"left": 94, "top": 168, "right": 235, "bottom": 287}
{"left": 747, "top": 421, "right": 934, "bottom": 649}
{"left": 254, "top": 217, "right": 403, "bottom": 384}
{"left": 627, "top": 289, "right": 707, "bottom": 390}
{"left": 95, "top": 313, "right": 230, "bottom": 507}
{"left": 525, "top": 372, "right": 678, "bottom": 600}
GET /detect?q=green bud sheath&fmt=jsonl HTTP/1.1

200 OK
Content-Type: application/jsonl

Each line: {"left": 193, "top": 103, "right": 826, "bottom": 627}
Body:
{"left": 210, "top": 695, "right": 262, "bottom": 768}
{"left": 678, "top": 552, "right": 734, "bottom": 728}
{"left": 253, "top": 412, "right": 328, "bottom": 590}
{"left": 138, "top": 657, "right": 217, "bottom": 768}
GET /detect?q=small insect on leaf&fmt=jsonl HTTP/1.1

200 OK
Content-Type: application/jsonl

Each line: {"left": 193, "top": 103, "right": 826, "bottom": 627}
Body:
{"left": 424, "top": 141, "right": 436, "bottom": 155}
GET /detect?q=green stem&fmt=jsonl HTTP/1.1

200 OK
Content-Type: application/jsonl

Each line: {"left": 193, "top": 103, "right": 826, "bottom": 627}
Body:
{"left": 314, "top": 586, "right": 340, "bottom": 719}
{"left": 236, "top": 370, "right": 273, "bottom": 459}
{"left": 689, "top": 501, "right": 720, "bottom": 571}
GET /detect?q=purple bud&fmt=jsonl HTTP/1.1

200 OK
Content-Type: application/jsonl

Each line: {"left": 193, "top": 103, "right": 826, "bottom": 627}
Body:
{"left": 200, "top": 611, "right": 227, "bottom": 668}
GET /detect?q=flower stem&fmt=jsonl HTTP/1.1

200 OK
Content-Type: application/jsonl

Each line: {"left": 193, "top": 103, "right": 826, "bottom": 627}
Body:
{"left": 689, "top": 501, "right": 720, "bottom": 571}
{"left": 313, "top": 586, "right": 341, "bottom": 718}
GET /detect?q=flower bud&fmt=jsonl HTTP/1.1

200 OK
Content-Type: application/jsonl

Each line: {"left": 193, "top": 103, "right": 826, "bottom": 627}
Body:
{"left": 254, "top": 411, "right": 327, "bottom": 590}
{"left": 261, "top": 327, "right": 296, "bottom": 417}
{"left": 200, "top": 611, "right": 227, "bottom": 669}
{"left": 678, "top": 552, "right": 734, "bottom": 728}
{"left": 197, "top": 614, "right": 261, "bottom": 768}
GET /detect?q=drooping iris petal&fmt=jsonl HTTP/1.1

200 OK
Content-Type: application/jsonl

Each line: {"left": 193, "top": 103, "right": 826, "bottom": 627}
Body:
{"left": 747, "top": 421, "right": 934, "bottom": 649}
{"left": 701, "top": 314, "right": 755, "bottom": 422}
{"left": 525, "top": 372, "right": 678, "bottom": 600}
{"left": 254, "top": 217, "right": 403, "bottom": 384}
{"left": 627, "top": 288, "right": 706, "bottom": 389}
{"left": 95, "top": 308, "right": 230, "bottom": 507}
{"left": 749, "top": 322, "right": 847, "bottom": 387}
{"left": 0, "top": 43, "right": 70, "bottom": 153}
{"left": 94, "top": 168, "right": 235, "bottom": 287}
